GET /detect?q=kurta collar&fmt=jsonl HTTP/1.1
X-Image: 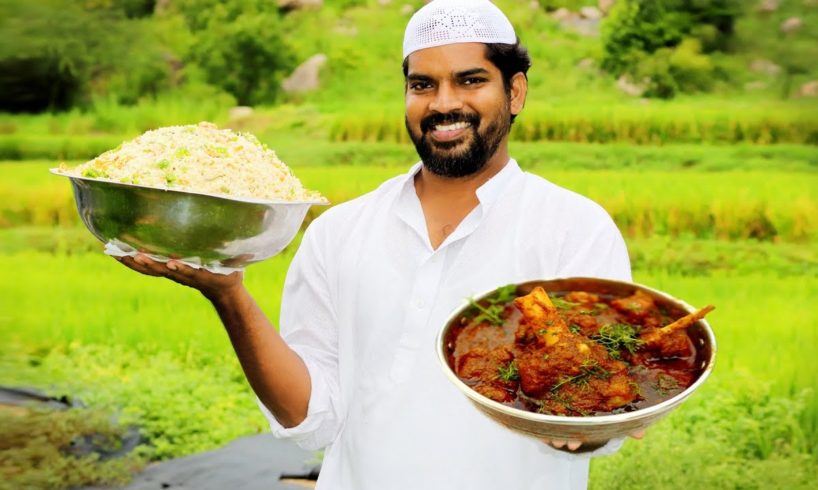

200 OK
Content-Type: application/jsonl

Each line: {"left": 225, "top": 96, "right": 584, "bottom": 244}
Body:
{"left": 394, "top": 159, "right": 523, "bottom": 251}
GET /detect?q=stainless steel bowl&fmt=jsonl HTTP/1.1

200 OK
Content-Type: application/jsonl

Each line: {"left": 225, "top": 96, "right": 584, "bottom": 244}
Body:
{"left": 52, "top": 170, "right": 328, "bottom": 269}
{"left": 436, "top": 278, "right": 716, "bottom": 451}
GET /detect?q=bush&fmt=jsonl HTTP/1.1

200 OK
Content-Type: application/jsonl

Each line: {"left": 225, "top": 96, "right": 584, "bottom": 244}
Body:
{"left": 634, "top": 38, "right": 714, "bottom": 98}
{"left": 600, "top": 0, "right": 742, "bottom": 98}
{"left": 0, "top": 0, "right": 169, "bottom": 112}
{"left": 175, "top": 0, "right": 295, "bottom": 105}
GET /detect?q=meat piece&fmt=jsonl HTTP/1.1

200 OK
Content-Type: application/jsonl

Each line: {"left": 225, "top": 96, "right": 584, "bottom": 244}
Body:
{"left": 512, "top": 287, "right": 640, "bottom": 411}
{"left": 456, "top": 346, "right": 514, "bottom": 382}
{"left": 456, "top": 346, "right": 518, "bottom": 404}
{"left": 563, "top": 291, "right": 600, "bottom": 304}
{"left": 640, "top": 305, "right": 714, "bottom": 346}
{"left": 563, "top": 312, "right": 599, "bottom": 336}
{"left": 474, "top": 383, "right": 515, "bottom": 404}
{"left": 611, "top": 290, "right": 656, "bottom": 321}
{"left": 640, "top": 305, "right": 714, "bottom": 358}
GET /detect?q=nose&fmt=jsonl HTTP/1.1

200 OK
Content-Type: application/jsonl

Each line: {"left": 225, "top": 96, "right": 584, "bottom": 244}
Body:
{"left": 428, "top": 82, "right": 463, "bottom": 113}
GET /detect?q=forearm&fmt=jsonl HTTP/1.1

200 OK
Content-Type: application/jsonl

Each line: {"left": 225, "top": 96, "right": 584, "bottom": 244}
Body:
{"left": 209, "top": 286, "right": 311, "bottom": 428}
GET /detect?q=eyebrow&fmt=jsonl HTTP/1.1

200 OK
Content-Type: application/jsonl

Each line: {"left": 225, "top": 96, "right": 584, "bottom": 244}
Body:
{"left": 406, "top": 67, "right": 491, "bottom": 82}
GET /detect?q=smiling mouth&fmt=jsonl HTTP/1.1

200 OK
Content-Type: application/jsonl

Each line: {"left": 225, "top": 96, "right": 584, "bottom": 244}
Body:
{"left": 429, "top": 121, "right": 472, "bottom": 143}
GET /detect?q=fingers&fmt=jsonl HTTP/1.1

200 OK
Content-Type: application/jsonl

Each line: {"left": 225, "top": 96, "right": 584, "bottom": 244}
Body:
{"left": 542, "top": 438, "right": 583, "bottom": 451}
{"left": 115, "top": 254, "right": 196, "bottom": 284}
{"left": 630, "top": 429, "right": 646, "bottom": 440}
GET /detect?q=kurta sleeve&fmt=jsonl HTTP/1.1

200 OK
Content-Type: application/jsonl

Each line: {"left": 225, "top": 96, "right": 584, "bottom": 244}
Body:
{"left": 555, "top": 207, "right": 632, "bottom": 283}
{"left": 257, "top": 221, "right": 344, "bottom": 450}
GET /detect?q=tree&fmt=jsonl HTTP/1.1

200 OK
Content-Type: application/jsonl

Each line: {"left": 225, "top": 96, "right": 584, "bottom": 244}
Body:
{"left": 175, "top": 0, "right": 295, "bottom": 105}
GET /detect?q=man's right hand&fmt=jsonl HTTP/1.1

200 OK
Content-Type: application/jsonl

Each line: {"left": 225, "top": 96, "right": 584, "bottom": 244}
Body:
{"left": 115, "top": 253, "right": 244, "bottom": 302}
{"left": 115, "top": 252, "right": 311, "bottom": 427}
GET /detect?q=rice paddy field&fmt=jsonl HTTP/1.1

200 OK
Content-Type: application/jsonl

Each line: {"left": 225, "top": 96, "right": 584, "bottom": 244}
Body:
{"left": 2, "top": 137, "right": 817, "bottom": 489}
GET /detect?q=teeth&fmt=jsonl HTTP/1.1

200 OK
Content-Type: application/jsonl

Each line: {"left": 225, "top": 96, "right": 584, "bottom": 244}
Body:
{"left": 434, "top": 122, "right": 470, "bottom": 132}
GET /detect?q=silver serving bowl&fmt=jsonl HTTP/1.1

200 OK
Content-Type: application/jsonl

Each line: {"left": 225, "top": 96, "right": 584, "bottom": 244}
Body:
{"left": 436, "top": 278, "right": 716, "bottom": 452}
{"left": 52, "top": 170, "right": 328, "bottom": 269}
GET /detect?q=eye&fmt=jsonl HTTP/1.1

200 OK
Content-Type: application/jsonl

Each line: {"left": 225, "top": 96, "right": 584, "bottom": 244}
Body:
{"left": 409, "top": 81, "right": 433, "bottom": 92}
{"left": 462, "top": 77, "right": 487, "bottom": 86}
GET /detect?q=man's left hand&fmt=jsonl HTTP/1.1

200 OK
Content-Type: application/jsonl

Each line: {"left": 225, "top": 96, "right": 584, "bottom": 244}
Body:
{"left": 543, "top": 429, "right": 646, "bottom": 452}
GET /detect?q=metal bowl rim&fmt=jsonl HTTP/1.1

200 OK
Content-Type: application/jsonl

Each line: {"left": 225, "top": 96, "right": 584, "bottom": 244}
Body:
{"left": 435, "top": 276, "right": 717, "bottom": 427}
{"left": 50, "top": 168, "right": 330, "bottom": 206}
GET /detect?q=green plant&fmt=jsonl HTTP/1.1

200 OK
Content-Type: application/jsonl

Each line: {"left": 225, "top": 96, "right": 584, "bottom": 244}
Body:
{"left": 175, "top": 0, "right": 295, "bottom": 105}
{"left": 0, "top": 407, "right": 144, "bottom": 489}
{"left": 0, "top": 0, "right": 168, "bottom": 112}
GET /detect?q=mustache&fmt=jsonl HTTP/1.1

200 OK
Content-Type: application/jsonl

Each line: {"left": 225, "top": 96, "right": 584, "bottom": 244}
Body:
{"left": 420, "top": 112, "right": 480, "bottom": 133}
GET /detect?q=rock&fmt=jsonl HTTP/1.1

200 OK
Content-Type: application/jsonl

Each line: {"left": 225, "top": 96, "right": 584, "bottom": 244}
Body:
{"left": 780, "top": 17, "right": 803, "bottom": 33}
{"left": 378, "top": 0, "right": 391, "bottom": 5}
{"left": 749, "top": 59, "right": 781, "bottom": 76}
{"left": 228, "top": 106, "right": 254, "bottom": 122}
{"left": 551, "top": 7, "right": 573, "bottom": 21}
{"left": 154, "top": 0, "right": 172, "bottom": 15}
{"left": 757, "top": 0, "right": 779, "bottom": 12}
{"left": 282, "top": 54, "right": 328, "bottom": 94}
{"left": 580, "top": 6, "right": 602, "bottom": 19}
{"left": 599, "top": 0, "right": 615, "bottom": 14}
{"left": 277, "top": 0, "right": 322, "bottom": 10}
{"left": 334, "top": 20, "right": 358, "bottom": 36}
{"left": 798, "top": 80, "right": 818, "bottom": 97}
{"left": 617, "top": 75, "right": 646, "bottom": 97}
{"left": 530, "top": 0, "right": 540, "bottom": 10}
{"left": 576, "top": 58, "right": 595, "bottom": 70}
{"left": 744, "top": 81, "right": 768, "bottom": 91}
{"left": 562, "top": 17, "right": 600, "bottom": 36}
{"left": 805, "top": 0, "right": 818, "bottom": 7}
{"left": 401, "top": 4, "right": 414, "bottom": 15}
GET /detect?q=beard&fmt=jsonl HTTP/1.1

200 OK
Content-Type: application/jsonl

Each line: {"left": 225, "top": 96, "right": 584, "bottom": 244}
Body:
{"left": 405, "top": 106, "right": 510, "bottom": 178}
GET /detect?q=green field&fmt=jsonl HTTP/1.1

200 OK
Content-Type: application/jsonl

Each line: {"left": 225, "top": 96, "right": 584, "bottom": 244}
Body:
{"left": 3, "top": 140, "right": 818, "bottom": 488}
{"left": 4, "top": 0, "right": 818, "bottom": 487}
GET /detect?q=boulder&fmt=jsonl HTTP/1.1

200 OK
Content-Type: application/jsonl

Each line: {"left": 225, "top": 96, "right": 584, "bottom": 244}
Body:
{"left": 744, "top": 81, "right": 768, "bottom": 91}
{"left": 599, "top": 0, "right": 616, "bottom": 14}
{"left": 378, "top": 0, "right": 391, "bottom": 5}
{"left": 757, "top": 0, "right": 780, "bottom": 12}
{"left": 228, "top": 106, "right": 254, "bottom": 122}
{"left": 617, "top": 75, "right": 646, "bottom": 97}
{"left": 580, "top": 6, "right": 603, "bottom": 19}
{"left": 401, "top": 4, "right": 414, "bottom": 15}
{"left": 562, "top": 17, "right": 600, "bottom": 36}
{"left": 282, "top": 54, "right": 328, "bottom": 94}
{"left": 749, "top": 59, "right": 781, "bottom": 76}
{"left": 551, "top": 7, "right": 573, "bottom": 21}
{"left": 797, "top": 80, "right": 818, "bottom": 97}
{"left": 576, "top": 58, "right": 595, "bottom": 70}
{"left": 780, "top": 17, "right": 803, "bottom": 33}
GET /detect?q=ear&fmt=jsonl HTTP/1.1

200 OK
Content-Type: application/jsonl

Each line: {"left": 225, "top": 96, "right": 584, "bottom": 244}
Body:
{"left": 509, "top": 72, "right": 528, "bottom": 117}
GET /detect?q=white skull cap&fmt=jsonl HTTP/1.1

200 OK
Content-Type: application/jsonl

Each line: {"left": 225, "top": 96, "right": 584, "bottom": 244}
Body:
{"left": 403, "top": 0, "right": 517, "bottom": 60}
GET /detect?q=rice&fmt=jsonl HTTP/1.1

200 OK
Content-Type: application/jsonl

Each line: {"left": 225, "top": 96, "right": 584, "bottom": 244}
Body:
{"left": 59, "top": 122, "right": 326, "bottom": 202}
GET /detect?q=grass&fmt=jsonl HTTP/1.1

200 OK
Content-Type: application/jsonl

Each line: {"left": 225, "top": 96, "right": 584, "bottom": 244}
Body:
{"left": 2, "top": 248, "right": 816, "bottom": 437}
{"left": 4, "top": 158, "right": 818, "bottom": 240}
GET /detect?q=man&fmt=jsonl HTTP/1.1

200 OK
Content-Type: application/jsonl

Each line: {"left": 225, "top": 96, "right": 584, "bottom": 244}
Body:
{"left": 119, "top": 1, "right": 637, "bottom": 488}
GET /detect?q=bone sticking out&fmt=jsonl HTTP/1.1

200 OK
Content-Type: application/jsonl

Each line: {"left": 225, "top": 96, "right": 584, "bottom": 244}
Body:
{"left": 659, "top": 305, "right": 715, "bottom": 335}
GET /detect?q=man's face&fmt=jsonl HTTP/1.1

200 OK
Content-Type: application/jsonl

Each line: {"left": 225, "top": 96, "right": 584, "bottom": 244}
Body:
{"left": 404, "top": 43, "right": 512, "bottom": 178}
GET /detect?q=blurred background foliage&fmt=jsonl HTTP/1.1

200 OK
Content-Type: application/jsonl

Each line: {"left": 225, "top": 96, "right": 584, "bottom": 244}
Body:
{"left": 1, "top": 0, "right": 817, "bottom": 113}
{"left": 1, "top": 1, "right": 817, "bottom": 489}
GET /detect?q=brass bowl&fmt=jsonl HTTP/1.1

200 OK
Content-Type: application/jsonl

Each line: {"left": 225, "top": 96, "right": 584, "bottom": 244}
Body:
{"left": 436, "top": 278, "right": 716, "bottom": 451}
{"left": 52, "top": 170, "right": 327, "bottom": 269}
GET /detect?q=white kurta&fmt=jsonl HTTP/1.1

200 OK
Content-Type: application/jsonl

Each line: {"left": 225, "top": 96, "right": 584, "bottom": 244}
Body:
{"left": 258, "top": 159, "right": 632, "bottom": 490}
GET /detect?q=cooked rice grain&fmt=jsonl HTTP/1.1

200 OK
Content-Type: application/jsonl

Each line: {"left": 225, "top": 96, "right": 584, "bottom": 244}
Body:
{"left": 60, "top": 122, "right": 325, "bottom": 202}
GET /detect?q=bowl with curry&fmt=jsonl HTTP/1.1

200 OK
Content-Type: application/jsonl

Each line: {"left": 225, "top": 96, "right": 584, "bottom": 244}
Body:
{"left": 436, "top": 278, "right": 716, "bottom": 452}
